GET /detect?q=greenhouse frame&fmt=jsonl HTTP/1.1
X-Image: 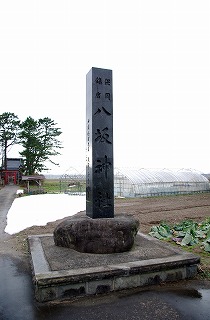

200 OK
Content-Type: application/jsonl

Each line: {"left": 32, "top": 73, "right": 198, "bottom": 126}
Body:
{"left": 59, "top": 173, "right": 86, "bottom": 194}
{"left": 114, "top": 168, "right": 210, "bottom": 198}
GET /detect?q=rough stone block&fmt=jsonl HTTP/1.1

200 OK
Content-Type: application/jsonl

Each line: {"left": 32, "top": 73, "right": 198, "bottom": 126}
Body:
{"left": 53, "top": 215, "right": 139, "bottom": 253}
{"left": 87, "top": 279, "right": 113, "bottom": 294}
{"left": 186, "top": 264, "right": 198, "bottom": 278}
{"left": 36, "top": 286, "right": 57, "bottom": 302}
{"left": 58, "top": 283, "right": 86, "bottom": 299}
{"left": 114, "top": 274, "right": 140, "bottom": 290}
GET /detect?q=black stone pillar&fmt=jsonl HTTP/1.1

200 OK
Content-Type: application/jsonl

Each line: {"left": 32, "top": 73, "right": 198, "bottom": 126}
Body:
{"left": 86, "top": 67, "right": 114, "bottom": 219}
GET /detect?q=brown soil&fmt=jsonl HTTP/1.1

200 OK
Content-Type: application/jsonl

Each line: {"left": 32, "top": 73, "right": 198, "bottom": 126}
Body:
{"left": 115, "top": 193, "right": 210, "bottom": 233}
{"left": 4, "top": 192, "right": 210, "bottom": 259}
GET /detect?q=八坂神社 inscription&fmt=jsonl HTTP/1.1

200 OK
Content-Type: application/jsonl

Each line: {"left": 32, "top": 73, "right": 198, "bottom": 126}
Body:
{"left": 86, "top": 67, "right": 114, "bottom": 218}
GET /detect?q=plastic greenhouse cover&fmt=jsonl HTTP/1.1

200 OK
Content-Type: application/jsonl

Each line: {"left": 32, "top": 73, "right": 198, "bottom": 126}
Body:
{"left": 115, "top": 168, "right": 209, "bottom": 185}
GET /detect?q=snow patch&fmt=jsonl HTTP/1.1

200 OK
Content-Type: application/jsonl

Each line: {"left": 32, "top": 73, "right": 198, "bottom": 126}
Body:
{"left": 5, "top": 194, "right": 86, "bottom": 235}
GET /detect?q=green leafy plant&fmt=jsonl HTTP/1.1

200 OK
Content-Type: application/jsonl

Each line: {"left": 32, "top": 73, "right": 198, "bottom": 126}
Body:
{"left": 149, "top": 218, "right": 210, "bottom": 253}
{"left": 149, "top": 223, "right": 172, "bottom": 240}
{"left": 202, "top": 240, "right": 210, "bottom": 253}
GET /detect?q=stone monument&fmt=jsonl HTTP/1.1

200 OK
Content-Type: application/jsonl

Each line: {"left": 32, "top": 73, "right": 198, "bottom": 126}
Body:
{"left": 54, "top": 67, "right": 139, "bottom": 253}
{"left": 86, "top": 67, "right": 114, "bottom": 219}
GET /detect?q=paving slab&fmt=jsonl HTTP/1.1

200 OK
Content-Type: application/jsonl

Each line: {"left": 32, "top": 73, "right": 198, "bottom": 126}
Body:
{"left": 28, "top": 232, "right": 200, "bottom": 302}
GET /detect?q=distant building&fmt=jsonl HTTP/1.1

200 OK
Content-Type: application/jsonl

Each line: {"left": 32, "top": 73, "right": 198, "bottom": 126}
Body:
{"left": 1, "top": 158, "right": 24, "bottom": 185}
{"left": 21, "top": 175, "right": 45, "bottom": 193}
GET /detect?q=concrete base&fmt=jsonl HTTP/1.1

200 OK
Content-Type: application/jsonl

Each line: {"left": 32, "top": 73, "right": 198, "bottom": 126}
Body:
{"left": 28, "top": 233, "right": 200, "bottom": 303}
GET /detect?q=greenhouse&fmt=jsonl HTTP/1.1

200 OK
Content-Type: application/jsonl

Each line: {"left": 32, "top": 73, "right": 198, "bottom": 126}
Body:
{"left": 114, "top": 168, "right": 210, "bottom": 198}
{"left": 59, "top": 171, "right": 86, "bottom": 194}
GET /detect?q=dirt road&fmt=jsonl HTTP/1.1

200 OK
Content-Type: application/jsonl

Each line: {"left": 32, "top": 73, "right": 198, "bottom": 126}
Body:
{"left": 0, "top": 185, "right": 18, "bottom": 238}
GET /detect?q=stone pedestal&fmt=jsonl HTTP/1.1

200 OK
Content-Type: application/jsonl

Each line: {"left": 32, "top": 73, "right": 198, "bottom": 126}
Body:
{"left": 53, "top": 215, "right": 139, "bottom": 254}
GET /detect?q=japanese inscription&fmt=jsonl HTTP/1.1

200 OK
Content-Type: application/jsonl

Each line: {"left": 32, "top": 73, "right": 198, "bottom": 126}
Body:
{"left": 86, "top": 67, "right": 114, "bottom": 218}
{"left": 95, "top": 155, "right": 112, "bottom": 179}
{"left": 95, "top": 127, "right": 112, "bottom": 144}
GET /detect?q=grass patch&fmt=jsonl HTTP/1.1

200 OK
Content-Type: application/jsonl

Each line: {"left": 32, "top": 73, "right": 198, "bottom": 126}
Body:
{"left": 19, "top": 178, "right": 86, "bottom": 195}
{"left": 43, "top": 179, "right": 86, "bottom": 194}
{"left": 43, "top": 179, "right": 61, "bottom": 193}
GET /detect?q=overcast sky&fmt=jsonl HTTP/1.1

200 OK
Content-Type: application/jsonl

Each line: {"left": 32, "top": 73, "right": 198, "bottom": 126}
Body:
{"left": 0, "top": 1, "right": 209, "bottom": 174}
